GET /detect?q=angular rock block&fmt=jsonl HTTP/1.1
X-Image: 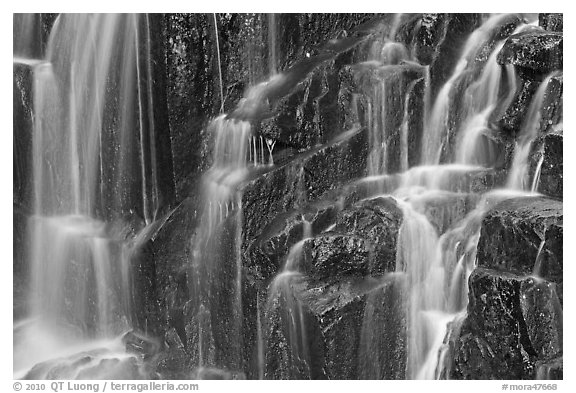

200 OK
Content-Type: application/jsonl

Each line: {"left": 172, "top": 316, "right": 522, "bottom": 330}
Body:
{"left": 451, "top": 268, "right": 537, "bottom": 379}
{"left": 520, "top": 279, "right": 562, "bottom": 360}
{"left": 538, "top": 72, "right": 563, "bottom": 132}
{"left": 497, "top": 78, "right": 540, "bottom": 134}
{"left": 333, "top": 196, "right": 403, "bottom": 275}
{"left": 263, "top": 273, "right": 407, "bottom": 380}
{"left": 302, "top": 234, "right": 372, "bottom": 282}
{"left": 477, "top": 196, "right": 563, "bottom": 298}
{"left": 529, "top": 132, "right": 562, "bottom": 199}
{"left": 498, "top": 29, "right": 563, "bottom": 78}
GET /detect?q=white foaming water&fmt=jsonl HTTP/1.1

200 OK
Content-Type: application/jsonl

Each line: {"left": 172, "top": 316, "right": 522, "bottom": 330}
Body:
{"left": 507, "top": 72, "right": 560, "bottom": 190}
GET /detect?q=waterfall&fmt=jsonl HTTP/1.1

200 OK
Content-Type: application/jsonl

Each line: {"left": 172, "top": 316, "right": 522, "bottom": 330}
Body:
{"left": 188, "top": 116, "right": 252, "bottom": 370}
{"left": 13, "top": 13, "right": 561, "bottom": 381}
{"left": 15, "top": 13, "right": 166, "bottom": 378}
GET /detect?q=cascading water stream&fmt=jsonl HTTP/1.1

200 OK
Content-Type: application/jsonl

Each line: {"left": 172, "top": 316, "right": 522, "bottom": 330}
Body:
{"left": 422, "top": 14, "right": 521, "bottom": 165}
{"left": 264, "top": 221, "right": 313, "bottom": 378}
{"left": 14, "top": 12, "right": 560, "bottom": 381}
{"left": 14, "top": 13, "right": 166, "bottom": 379}
{"left": 355, "top": 13, "right": 548, "bottom": 380}
{"left": 507, "top": 72, "right": 560, "bottom": 190}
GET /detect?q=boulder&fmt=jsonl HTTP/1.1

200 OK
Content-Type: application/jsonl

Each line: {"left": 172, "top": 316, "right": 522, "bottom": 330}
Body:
{"left": 302, "top": 234, "right": 372, "bottom": 282}
{"left": 476, "top": 196, "right": 563, "bottom": 299}
{"left": 451, "top": 267, "right": 563, "bottom": 380}
{"left": 497, "top": 29, "right": 563, "bottom": 78}
{"left": 451, "top": 268, "right": 537, "bottom": 379}
{"left": 333, "top": 196, "right": 403, "bottom": 275}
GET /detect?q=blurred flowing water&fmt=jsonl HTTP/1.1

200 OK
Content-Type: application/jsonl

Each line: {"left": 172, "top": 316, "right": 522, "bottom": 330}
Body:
{"left": 14, "top": 14, "right": 165, "bottom": 379}
{"left": 13, "top": 12, "right": 558, "bottom": 380}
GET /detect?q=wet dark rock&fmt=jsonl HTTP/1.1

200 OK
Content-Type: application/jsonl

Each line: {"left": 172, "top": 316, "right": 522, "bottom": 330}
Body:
{"left": 165, "top": 14, "right": 216, "bottom": 202}
{"left": 165, "top": 326, "right": 185, "bottom": 350}
{"left": 263, "top": 277, "right": 325, "bottom": 379}
{"left": 302, "top": 234, "right": 372, "bottom": 282}
{"left": 13, "top": 204, "right": 29, "bottom": 320}
{"left": 498, "top": 78, "right": 539, "bottom": 134}
{"left": 184, "top": 304, "right": 217, "bottom": 369}
{"left": 122, "top": 330, "right": 161, "bottom": 359}
{"left": 407, "top": 77, "right": 425, "bottom": 168}
{"left": 165, "top": 14, "right": 376, "bottom": 201}
{"left": 502, "top": 72, "right": 564, "bottom": 137}
{"left": 246, "top": 200, "right": 341, "bottom": 285}
{"left": 539, "top": 14, "right": 563, "bottom": 33}
{"left": 130, "top": 197, "right": 198, "bottom": 340}
{"left": 333, "top": 196, "right": 403, "bottom": 275}
{"left": 497, "top": 29, "right": 563, "bottom": 78}
{"left": 529, "top": 132, "right": 562, "bottom": 199}
{"left": 477, "top": 196, "right": 563, "bottom": 299}
{"left": 153, "top": 346, "right": 190, "bottom": 379}
{"left": 535, "top": 356, "right": 563, "bottom": 380}
{"left": 422, "top": 14, "right": 482, "bottom": 100}
{"left": 255, "top": 49, "right": 364, "bottom": 150}
{"left": 452, "top": 268, "right": 563, "bottom": 380}
{"left": 264, "top": 273, "right": 406, "bottom": 380}
{"left": 13, "top": 63, "right": 34, "bottom": 209}
{"left": 520, "top": 279, "right": 562, "bottom": 360}
{"left": 241, "top": 126, "right": 368, "bottom": 245}
{"left": 356, "top": 276, "right": 407, "bottom": 379}
{"left": 451, "top": 268, "right": 537, "bottom": 379}
{"left": 538, "top": 73, "right": 563, "bottom": 132}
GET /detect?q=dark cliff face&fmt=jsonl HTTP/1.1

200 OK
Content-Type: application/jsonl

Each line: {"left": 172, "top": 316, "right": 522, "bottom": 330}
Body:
{"left": 13, "top": 13, "right": 563, "bottom": 380}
